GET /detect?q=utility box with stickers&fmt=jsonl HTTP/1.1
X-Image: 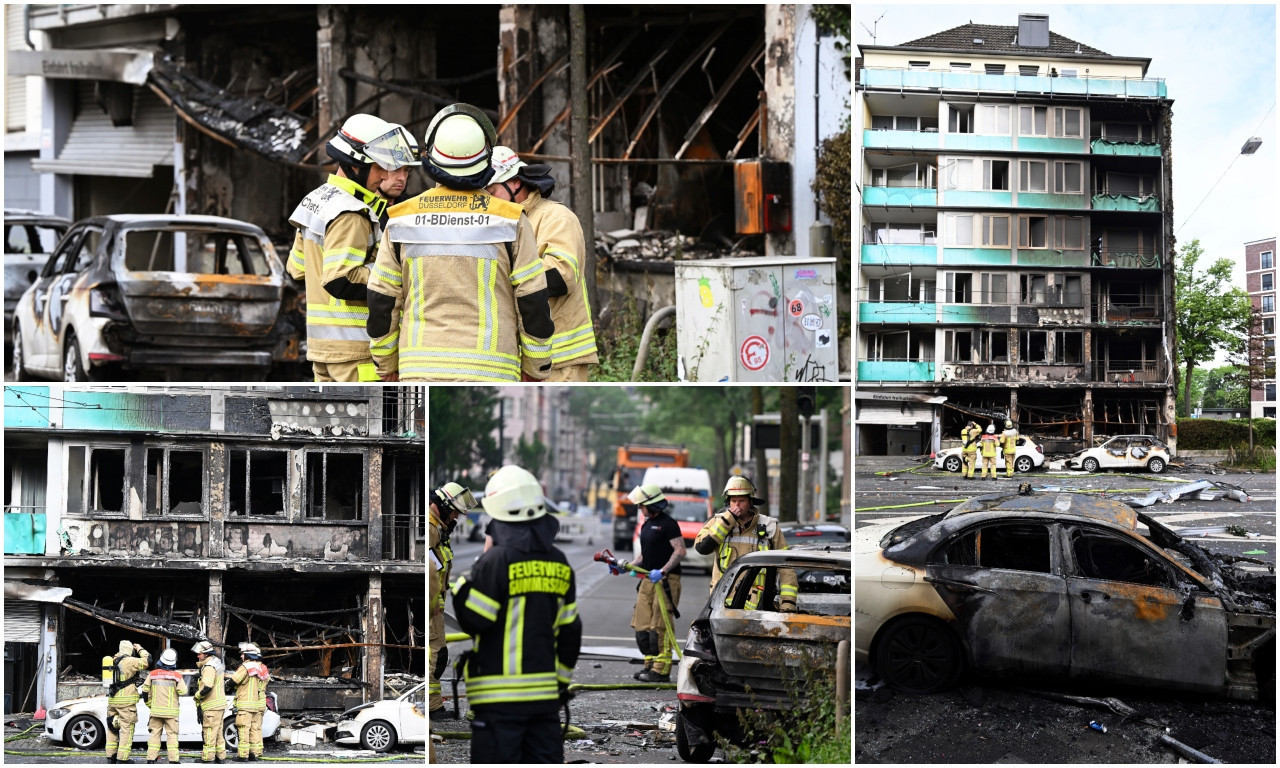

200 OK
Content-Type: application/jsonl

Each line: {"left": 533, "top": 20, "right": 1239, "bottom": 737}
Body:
{"left": 674, "top": 257, "right": 838, "bottom": 382}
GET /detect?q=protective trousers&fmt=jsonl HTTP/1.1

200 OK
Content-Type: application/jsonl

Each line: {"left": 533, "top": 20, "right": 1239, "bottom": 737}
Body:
{"left": 313, "top": 358, "right": 378, "bottom": 383}
{"left": 981, "top": 455, "right": 998, "bottom": 478}
{"left": 1004, "top": 451, "right": 1016, "bottom": 477}
{"left": 235, "top": 709, "right": 264, "bottom": 758}
{"left": 630, "top": 574, "right": 681, "bottom": 675}
{"left": 146, "top": 715, "right": 180, "bottom": 763}
{"left": 429, "top": 607, "right": 446, "bottom": 710}
{"left": 202, "top": 708, "right": 227, "bottom": 761}
{"left": 470, "top": 704, "right": 563, "bottom": 764}
{"left": 962, "top": 448, "right": 977, "bottom": 478}
{"left": 105, "top": 703, "right": 138, "bottom": 761}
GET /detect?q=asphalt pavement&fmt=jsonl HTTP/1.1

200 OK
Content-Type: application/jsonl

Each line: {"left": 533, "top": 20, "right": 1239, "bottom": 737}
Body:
{"left": 853, "top": 455, "right": 1277, "bottom": 764}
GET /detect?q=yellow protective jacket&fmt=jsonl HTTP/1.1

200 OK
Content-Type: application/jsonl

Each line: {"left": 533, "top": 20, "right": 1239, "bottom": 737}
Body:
{"left": 1001, "top": 428, "right": 1019, "bottom": 454}
{"left": 141, "top": 669, "right": 188, "bottom": 719}
{"left": 194, "top": 656, "right": 227, "bottom": 712}
{"left": 521, "top": 191, "right": 598, "bottom": 368}
{"left": 960, "top": 425, "right": 980, "bottom": 454}
{"left": 107, "top": 648, "right": 151, "bottom": 706}
{"left": 231, "top": 660, "right": 270, "bottom": 712}
{"left": 980, "top": 432, "right": 1000, "bottom": 458}
{"left": 693, "top": 509, "right": 798, "bottom": 609}
{"left": 428, "top": 511, "right": 453, "bottom": 615}
{"left": 367, "top": 187, "right": 554, "bottom": 381}
{"left": 287, "top": 174, "right": 386, "bottom": 365}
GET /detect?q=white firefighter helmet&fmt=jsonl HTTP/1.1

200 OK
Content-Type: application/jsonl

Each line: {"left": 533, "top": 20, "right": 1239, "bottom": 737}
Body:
{"left": 627, "top": 483, "right": 667, "bottom": 509}
{"left": 240, "top": 642, "right": 262, "bottom": 656}
{"left": 489, "top": 145, "right": 528, "bottom": 185}
{"left": 425, "top": 111, "right": 492, "bottom": 177}
{"left": 192, "top": 641, "right": 214, "bottom": 656}
{"left": 158, "top": 648, "right": 178, "bottom": 667}
{"left": 723, "top": 475, "right": 757, "bottom": 497}
{"left": 327, "top": 114, "right": 417, "bottom": 176}
{"left": 986, "top": 424, "right": 996, "bottom": 434}
{"left": 1005, "top": 419, "right": 1013, "bottom": 429}
{"left": 433, "top": 482, "right": 477, "bottom": 513}
{"left": 481, "top": 465, "right": 547, "bottom": 522}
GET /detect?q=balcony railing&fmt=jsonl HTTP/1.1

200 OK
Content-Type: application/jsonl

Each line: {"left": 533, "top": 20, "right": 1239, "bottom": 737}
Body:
{"left": 1093, "top": 360, "right": 1162, "bottom": 383}
{"left": 1095, "top": 302, "right": 1163, "bottom": 324}
{"left": 1090, "top": 138, "right": 1161, "bottom": 157}
{"left": 857, "top": 360, "right": 936, "bottom": 382}
{"left": 1092, "top": 193, "right": 1161, "bottom": 212}
{"left": 1091, "top": 249, "right": 1163, "bottom": 268}
{"left": 860, "top": 67, "right": 1167, "bottom": 99}
{"left": 859, "top": 301, "right": 937, "bottom": 324}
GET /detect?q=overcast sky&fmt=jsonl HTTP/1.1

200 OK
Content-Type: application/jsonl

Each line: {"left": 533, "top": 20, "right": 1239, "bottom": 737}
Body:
{"left": 853, "top": 2, "right": 1278, "bottom": 293}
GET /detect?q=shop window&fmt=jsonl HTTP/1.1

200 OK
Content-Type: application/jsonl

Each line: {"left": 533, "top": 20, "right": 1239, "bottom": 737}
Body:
{"left": 229, "top": 450, "right": 288, "bottom": 516}
{"left": 305, "top": 452, "right": 365, "bottom": 520}
{"left": 146, "top": 448, "right": 204, "bottom": 515}
{"left": 67, "top": 446, "right": 126, "bottom": 515}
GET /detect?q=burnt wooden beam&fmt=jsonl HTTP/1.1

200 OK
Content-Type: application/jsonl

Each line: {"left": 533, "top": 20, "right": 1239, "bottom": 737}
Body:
{"left": 675, "top": 37, "right": 764, "bottom": 160}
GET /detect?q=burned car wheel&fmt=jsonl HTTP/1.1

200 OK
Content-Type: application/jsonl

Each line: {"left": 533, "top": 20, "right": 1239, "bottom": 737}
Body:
{"left": 11, "top": 323, "right": 30, "bottom": 381}
{"left": 65, "top": 714, "right": 106, "bottom": 750}
{"left": 943, "top": 455, "right": 962, "bottom": 473}
{"left": 1146, "top": 456, "right": 1166, "bottom": 474}
{"left": 361, "top": 719, "right": 397, "bottom": 752}
{"left": 675, "top": 706, "right": 716, "bottom": 763}
{"left": 1081, "top": 457, "right": 1100, "bottom": 473}
{"left": 875, "top": 616, "right": 962, "bottom": 694}
{"left": 1014, "top": 456, "right": 1034, "bottom": 473}
{"left": 63, "top": 335, "right": 91, "bottom": 382}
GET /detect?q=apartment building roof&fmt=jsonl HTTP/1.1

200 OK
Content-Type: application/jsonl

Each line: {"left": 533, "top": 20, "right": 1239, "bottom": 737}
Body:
{"left": 898, "top": 22, "right": 1111, "bottom": 57}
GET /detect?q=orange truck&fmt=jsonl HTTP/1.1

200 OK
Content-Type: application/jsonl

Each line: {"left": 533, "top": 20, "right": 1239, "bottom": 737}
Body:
{"left": 611, "top": 444, "right": 689, "bottom": 548}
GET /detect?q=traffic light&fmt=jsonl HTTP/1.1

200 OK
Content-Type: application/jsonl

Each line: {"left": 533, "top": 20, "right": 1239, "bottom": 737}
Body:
{"left": 797, "top": 386, "right": 816, "bottom": 419}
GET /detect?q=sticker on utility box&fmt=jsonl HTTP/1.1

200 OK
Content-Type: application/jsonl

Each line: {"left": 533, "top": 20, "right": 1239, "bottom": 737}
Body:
{"left": 698, "top": 278, "right": 714, "bottom": 308}
{"left": 788, "top": 299, "right": 804, "bottom": 317}
{"left": 801, "top": 313, "right": 823, "bottom": 331}
{"left": 815, "top": 330, "right": 832, "bottom": 348}
{"left": 794, "top": 268, "right": 819, "bottom": 280}
{"left": 740, "top": 335, "right": 770, "bottom": 371}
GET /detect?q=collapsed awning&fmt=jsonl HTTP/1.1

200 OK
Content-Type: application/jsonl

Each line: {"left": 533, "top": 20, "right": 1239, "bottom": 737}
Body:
{"left": 30, "top": 81, "right": 173, "bottom": 178}
{"left": 4, "top": 581, "right": 72, "bottom": 603}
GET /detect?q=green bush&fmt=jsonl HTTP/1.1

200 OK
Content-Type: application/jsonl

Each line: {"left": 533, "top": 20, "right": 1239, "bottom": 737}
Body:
{"left": 593, "top": 291, "right": 678, "bottom": 382}
{"left": 1176, "top": 418, "right": 1276, "bottom": 450}
{"left": 725, "top": 677, "right": 850, "bottom": 764}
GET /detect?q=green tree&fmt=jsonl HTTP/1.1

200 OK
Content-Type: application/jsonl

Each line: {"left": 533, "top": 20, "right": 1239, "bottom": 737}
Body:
{"left": 1202, "top": 365, "right": 1249, "bottom": 410}
{"left": 1174, "top": 239, "right": 1250, "bottom": 416}
{"left": 514, "top": 434, "right": 549, "bottom": 478}
{"left": 428, "top": 387, "right": 502, "bottom": 485}
{"left": 1175, "top": 366, "right": 1209, "bottom": 416}
{"left": 566, "top": 387, "right": 643, "bottom": 482}
{"left": 641, "top": 388, "right": 753, "bottom": 485}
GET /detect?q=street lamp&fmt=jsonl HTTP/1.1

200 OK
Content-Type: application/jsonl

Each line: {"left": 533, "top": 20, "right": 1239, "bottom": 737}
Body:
{"left": 1241, "top": 136, "right": 1263, "bottom": 155}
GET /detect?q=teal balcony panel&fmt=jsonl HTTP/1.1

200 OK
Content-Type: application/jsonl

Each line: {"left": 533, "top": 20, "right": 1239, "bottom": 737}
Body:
{"left": 938, "top": 304, "right": 1009, "bottom": 324}
{"left": 858, "top": 360, "right": 936, "bottom": 382}
{"left": 1091, "top": 139, "right": 1161, "bottom": 157}
{"left": 1017, "top": 192, "right": 1088, "bottom": 209}
{"left": 1018, "top": 137, "right": 1088, "bottom": 154}
{"left": 942, "top": 134, "right": 1014, "bottom": 152}
{"left": 1092, "top": 251, "right": 1163, "bottom": 268}
{"left": 863, "top": 186, "right": 937, "bottom": 207}
{"left": 941, "top": 248, "right": 1013, "bottom": 265}
{"left": 861, "top": 244, "right": 939, "bottom": 265}
{"left": 860, "top": 68, "right": 1167, "bottom": 99}
{"left": 1093, "top": 194, "right": 1161, "bottom": 212}
{"left": 1018, "top": 249, "right": 1090, "bottom": 267}
{"left": 863, "top": 130, "right": 940, "bottom": 151}
{"left": 4, "top": 513, "right": 46, "bottom": 555}
{"left": 859, "top": 302, "right": 937, "bottom": 324}
{"left": 4, "top": 386, "right": 50, "bottom": 428}
{"left": 942, "top": 190, "right": 1013, "bottom": 207}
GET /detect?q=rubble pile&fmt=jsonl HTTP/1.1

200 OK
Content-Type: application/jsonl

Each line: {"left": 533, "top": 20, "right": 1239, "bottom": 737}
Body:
{"left": 596, "top": 229, "right": 756, "bottom": 263}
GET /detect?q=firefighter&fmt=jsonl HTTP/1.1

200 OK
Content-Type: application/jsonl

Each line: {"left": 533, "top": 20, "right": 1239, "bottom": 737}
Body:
{"left": 428, "top": 482, "right": 477, "bottom": 712}
{"left": 192, "top": 641, "right": 227, "bottom": 764}
{"left": 229, "top": 643, "right": 270, "bottom": 762}
{"left": 960, "top": 420, "right": 980, "bottom": 479}
{"left": 286, "top": 114, "right": 418, "bottom": 382}
{"left": 693, "top": 477, "right": 797, "bottom": 610}
{"left": 105, "top": 640, "right": 151, "bottom": 763}
{"left": 979, "top": 424, "right": 1001, "bottom": 479}
{"left": 451, "top": 465, "right": 582, "bottom": 763}
{"left": 142, "top": 648, "right": 188, "bottom": 764}
{"left": 486, "top": 146, "right": 599, "bottom": 381}
{"left": 1001, "top": 419, "right": 1020, "bottom": 478}
{"left": 367, "top": 104, "right": 555, "bottom": 382}
{"left": 615, "top": 483, "right": 685, "bottom": 682}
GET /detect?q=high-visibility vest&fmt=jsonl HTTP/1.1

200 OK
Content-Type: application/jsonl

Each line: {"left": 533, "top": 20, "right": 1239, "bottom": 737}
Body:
{"left": 142, "top": 669, "right": 187, "bottom": 719}
{"left": 980, "top": 433, "right": 1000, "bottom": 457}
{"left": 195, "top": 657, "right": 227, "bottom": 712}
{"left": 231, "top": 661, "right": 270, "bottom": 711}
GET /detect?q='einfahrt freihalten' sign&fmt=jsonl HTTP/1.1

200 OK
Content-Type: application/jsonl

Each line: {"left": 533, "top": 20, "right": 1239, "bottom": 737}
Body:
{"left": 7, "top": 48, "right": 154, "bottom": 85}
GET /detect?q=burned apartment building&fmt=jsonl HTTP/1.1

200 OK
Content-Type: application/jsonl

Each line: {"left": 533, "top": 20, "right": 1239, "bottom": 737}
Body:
{"left": 3, "top": 385, "right": 425, "bottom": 715}
{"left": 853, "top": 13, "right": 1176, "bottom": 455}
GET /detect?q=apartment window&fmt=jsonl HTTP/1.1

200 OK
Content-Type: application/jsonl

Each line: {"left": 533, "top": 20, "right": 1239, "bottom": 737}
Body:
{"left": 982, "top": 273, "right": 1009, "bottom": 303}
{"left": 949, "top": 104, "right": 974, "bottom": 133}
{"left": 1106, "top": 172, "right": 1154, "bottom": 196}
{"left": 1021, "top": 331, "right": 1049, "bottom": 362}
{"left": 1061, "top": 275, "right": 1083, "bottom": 306}
{"left": 984, "top": 63, "right": 1006, "bottom": 75}
{"left": 872, "top": 162, "right": 933, "bottom": 188}
{"left": 1054, "top": 161, "right": 1083, "bottom": 193}
{"left": 1018, "top": 65, "right": 1040, "bottom": 76}
{"left": 67, "top": 446, "right": 126, "bottom": 516}
{"left": 909, "top": 61, "right": 930, "bottom": 70}
{"left": 228, "top": 449, "right": 288, "bottom": 516}
{"left": 1102, "top": 122, "right": 1154, "bottom": 143}
{"left": 871, "top": 115, "right": 895, "bottom": 130}
{"left": 944, "top": 330, "right": 974, "bottom": 362}
{"left": 950, "top": 214, "right": 974, "bottom": 247}
{"left": 981, "top": 215, "right": 1009, "bottom": 247}
{"left": 1019, "top": 160, "right": 1047, "bottom": 192}
{"left": 305, "top": 451, "right": 365, "bottom": 520}
{"left": 1264, "top": 317, "right": 1275, "bottom": 335}
{"left": 1267, "top": 384, "right": 1277, "bottom": 401}
{"left": 1019, "top": 216, "right": 1049, "bottom": 248}
{"left": 871, "top": 222, "right": 936, "bottom": 245}
{"left": 1021, "top": 274, "right": 1047, "bottom": 304}
{"left": 947, "top": 272, "right": 974, "bottom": 303}
{"left": 1264, "top": 295, "right": 1275, "bottom": 313}
{"left": 944, "top": 158, "right": 973, "bottom": 190}
{"left": 1266, "top": 339, "right": 1276, "bottom": 358}
{"left": 984, "top": 159, "right": 1010, "bottom": 190}
{"left": 985, "top": 330, "right": 1009, "bottom": 361}
{"left": 1052, "top": 108, "right": 1082, "bottom": 138}
{"left": 1058, "top": 68, "right": 1079, "bottom": 79}
{"left": 1262, "top": 251, "right": 1274, "bottom": 269}
{"left": 145, "top": 448, "right": 205, "bottom": 516}
{"left": 950, "top": 62, "right": 971, "bottom": 72}
{"left": 977, "top": 105, "right": 1011, "bottom": 135}
{"left": 1263, "top": 273, "right": 1274, "bottom": 291}
{"left": 1053, "top": 331, "right": 1084, "bottom": 364}
{"left": 1056, "top": 217, "right": 1085, "bottom": 249}
{"left": 1019, "top": 105, "right": 1048, "bottom": 136}
{"left": 867, "top": 331, "right": 927, "bottom": 362}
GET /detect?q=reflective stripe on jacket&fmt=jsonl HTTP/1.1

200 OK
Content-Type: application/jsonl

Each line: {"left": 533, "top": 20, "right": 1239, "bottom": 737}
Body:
{"left": 195, "top": 657, "right": 227, "bottom": 712}
{"left": 980, "top": 433, "right": 1000, "bottom": 457}
{"left": 693, "top": 510, "right": 798, "bottom": 608}
{"left": 429, "top": 514, "right": 454, "bottom": 613}
{"left": 231, "top": 661, "right": 270, "bottom": 711}
{"left": 1001, "top": 429, "right": 1019, "bottom": 453}
{"left": 108, "top": 649, "right": 151, "bottom": 706}
{"left": 287, "top": 175, "right": 382, "bottom": 363}
{"left": 142, "top": 669, "right": 188, "bottom": 719}
{"left": 522, "top": 191, "right": 598, "bottom": 368}
{"left": 367, "top": 188, "right": 554, "bottom": 382}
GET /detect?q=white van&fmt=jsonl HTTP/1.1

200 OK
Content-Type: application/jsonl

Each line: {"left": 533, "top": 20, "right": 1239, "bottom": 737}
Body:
{"left": 633, "top": 467, "right": 715, "bottom": 572}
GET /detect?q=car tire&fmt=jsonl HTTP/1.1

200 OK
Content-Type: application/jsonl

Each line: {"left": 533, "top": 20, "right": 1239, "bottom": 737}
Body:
{"left": 63, "top": 333, "right": 92, "bottom": 382}
{"left": 1146, "top": 456, "right": 1166, "bottom": 474}
{"left": 675, "top": 706, "right": 716, "bottom": 763}
{"left": 943, "top": 455, "right": 962, "bottom": 473}
{"left": 224, "top": 718, "right": 239, "bottom": 751}
{"left": 875, "top": 615, "right": 963, "bottom": 694}
{"left": 65, "top": 714, "right": 106, "bottom": 750}
{"left": 1081, "top": 457, "right": 1100, "bottom": 473}
{"left": 1015, "top": 456, "right": 1034, "bottom": 473}
{"left": 360, "top": 719, "right": 397, "bottom": 752}
{"left": 11, "top": 322, "right": 30, "bottom": 381}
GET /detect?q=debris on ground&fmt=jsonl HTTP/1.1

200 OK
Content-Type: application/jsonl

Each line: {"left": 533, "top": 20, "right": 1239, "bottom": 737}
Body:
{"left": 1118, "top": 480, "right": 1250, "bottom": 507}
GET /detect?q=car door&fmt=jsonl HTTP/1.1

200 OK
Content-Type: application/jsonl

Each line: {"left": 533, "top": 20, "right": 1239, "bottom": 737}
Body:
{"left": 32, "top": 225, "right": 102, "bottom": 372}
{"left": 1064, "top": 524, "right": 1227, "bottom": 692}
{"left": 24, "top": 225, "right": 83, "bottom": 371}
{"left": 400, "top": 683, "right": 427, "bottom": 743}
{"left": 925, "top": 521, "right": 1072, "bottom": 676}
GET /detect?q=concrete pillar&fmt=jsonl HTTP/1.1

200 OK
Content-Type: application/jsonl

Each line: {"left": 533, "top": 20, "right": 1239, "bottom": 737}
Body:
{"left": 208, "top": 443, "right": 226, "bottom": 558}
{"left": 39, "top": 78, "right": 74, "bottom": 218}
{"left": 1083, "top": 388, "right": 1094, "bottom": 445}
{"left": 1009, "top": 388, "right": 1019, "bottom": 425}
{"left": 38, "top": 604, "right": 58, "bottom": 711}
{"left": 764, "top": 4, "right": 796, "bottom": 257}
{"left": 367, "top": 448, "right": 383, "bottom": 562}
{"left": 208, "top": 572, "right": 224, "bottom": 645}
{"left": 365, "top": 574, "right": 383, "bottom": 700}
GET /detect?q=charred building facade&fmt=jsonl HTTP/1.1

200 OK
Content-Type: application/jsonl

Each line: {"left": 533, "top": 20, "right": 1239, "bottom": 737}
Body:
{"left": 3, "top": 385, "right": 425, "bottom": 714}
{"left": 854, "top": 14, "right": 1176, "bottom": 456}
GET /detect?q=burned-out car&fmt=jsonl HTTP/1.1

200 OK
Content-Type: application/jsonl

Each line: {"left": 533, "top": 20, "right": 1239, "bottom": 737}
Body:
{"left": 11, "top": 214, "right": 298, "bottom": 381}
{"left": 1063, "top": 434, "right": 1171, "bottom": 473}
{"left": 855, "top": 492, "right": 1275, "bottom": 700}
{"left": 675, "top": 549, "right": 851, "bottom": 762}
{"left": 4, "top": 208, "right": 71, "bottom": 351}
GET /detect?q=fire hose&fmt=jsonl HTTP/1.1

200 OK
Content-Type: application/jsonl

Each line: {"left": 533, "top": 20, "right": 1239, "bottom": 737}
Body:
{"left": 592, "top": 549, "right": 679, "bottom": 658}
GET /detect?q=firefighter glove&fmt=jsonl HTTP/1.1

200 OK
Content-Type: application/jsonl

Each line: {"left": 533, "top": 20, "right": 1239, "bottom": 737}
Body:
{"left": 648, "top": 569, "right": 663, "bottom": 583}
{"left": 608, "top": 563, "right": 621, "bottom": 576}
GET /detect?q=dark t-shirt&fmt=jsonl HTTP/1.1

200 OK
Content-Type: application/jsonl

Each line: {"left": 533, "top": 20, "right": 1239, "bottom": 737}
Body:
{"left": 638, "top": 512, "right": 682, "bottom": 576}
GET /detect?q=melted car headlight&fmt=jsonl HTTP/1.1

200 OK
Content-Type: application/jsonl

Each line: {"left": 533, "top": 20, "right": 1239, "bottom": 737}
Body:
{"left": 48, "top": 708, "right": 70, "bottom": 719}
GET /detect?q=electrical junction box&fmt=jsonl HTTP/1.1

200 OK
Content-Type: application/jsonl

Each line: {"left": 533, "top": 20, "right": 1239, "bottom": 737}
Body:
{"left": 674, "top": 257, "right": 838, "bottom": 382}
{"left": 733, "top": 160, "right": 791, "bottom": 234}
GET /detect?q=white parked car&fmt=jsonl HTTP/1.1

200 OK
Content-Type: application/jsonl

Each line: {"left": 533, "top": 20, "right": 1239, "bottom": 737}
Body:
{"left": 335, "top": 681, "right": 426, "bottom": 752}
{"left": 44, "top": 671, "right": 280, "bottom": 751}
{"left": 933, "top": 436, "right": 1044, "bottom": 474}
{"left": 1064, "top": 435, "right": 1171, "bottom": 474}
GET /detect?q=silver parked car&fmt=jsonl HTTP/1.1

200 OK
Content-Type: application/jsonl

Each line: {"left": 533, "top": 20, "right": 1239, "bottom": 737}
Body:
{"left": 4, "top": 208, "right": 70, "bottom": 351}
